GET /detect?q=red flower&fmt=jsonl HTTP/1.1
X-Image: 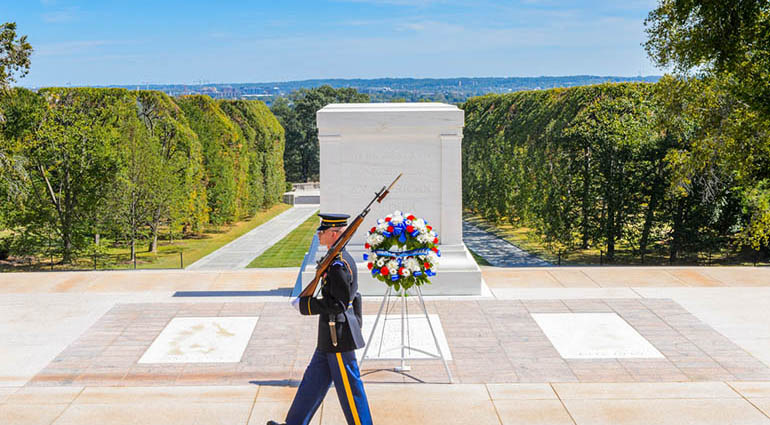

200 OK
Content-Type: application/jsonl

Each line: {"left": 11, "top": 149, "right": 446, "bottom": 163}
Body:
{"left": 385, "top": 217, "right": 391, "bottom": 222}
{"left": 433, "top": 237, "right": 438, "bottom": 244}
{"left": 427, "top": 225, "right": 432, "bottom": 231}
{"left": 367, "top": 262, "right": 373, "bottom": 270}
{"left": 407, "top": 215, "right": 415, "bottom": 220}
{"left": 406, "top": 225, "right": 414, "bottom": 233}
{"left": 370, "top": 226, "right": 376, "bottom": 233}
{"left": 424, "top": 262, "right": 431, "bottom": 269}
{"left": 365, "top": 243, "right": 370, "bottom": 249}
{"left": 380, "top": 267, "right": 389, "bottom": 276}
{"left": 387, "top": 226, "right": 394, "bottom": 233}
{"left": 398, "top": 267, "right": 405, "bottom": 275}
{"left": 431, "top": 247, "right": 438, "bottom": 253}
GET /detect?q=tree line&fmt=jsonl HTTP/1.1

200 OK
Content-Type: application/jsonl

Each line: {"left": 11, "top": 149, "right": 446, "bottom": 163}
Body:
{"left": 0, "top": 87, "right": 285, "bottom": 264}
{"left": 464, "top": 0, "right": 769, "bottom": 263}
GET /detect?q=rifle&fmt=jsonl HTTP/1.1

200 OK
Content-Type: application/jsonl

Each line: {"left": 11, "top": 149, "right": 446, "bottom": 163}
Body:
{"left": 299, "top": 173, "right": 402, "bottom": 298}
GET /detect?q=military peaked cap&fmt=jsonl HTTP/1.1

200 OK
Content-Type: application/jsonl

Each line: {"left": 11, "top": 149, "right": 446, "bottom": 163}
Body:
{"left": 317, "top": 213, "right": 350, "bottom": 231}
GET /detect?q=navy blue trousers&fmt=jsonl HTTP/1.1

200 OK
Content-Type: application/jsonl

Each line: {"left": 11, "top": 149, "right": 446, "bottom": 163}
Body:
{"left": 285, "top": 349, "right": 373, "bottom": 425}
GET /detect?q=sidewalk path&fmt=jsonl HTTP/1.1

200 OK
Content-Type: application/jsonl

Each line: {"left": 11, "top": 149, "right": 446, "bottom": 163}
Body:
{"left": 186, "top": 205, "right": 319, "bottom": 270}
{"left": 463, "top": 220, "right": 552, "bottom": 267}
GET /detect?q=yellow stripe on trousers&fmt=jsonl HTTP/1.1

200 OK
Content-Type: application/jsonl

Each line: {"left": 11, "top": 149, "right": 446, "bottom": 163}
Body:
{"left": 335, "top": 353, "right": 362, "bottom": 425}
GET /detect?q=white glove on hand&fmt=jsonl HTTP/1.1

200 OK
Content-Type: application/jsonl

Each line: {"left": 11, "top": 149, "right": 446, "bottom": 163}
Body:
{"left": 290, "top": 296, "right": 300, "bottom": 312}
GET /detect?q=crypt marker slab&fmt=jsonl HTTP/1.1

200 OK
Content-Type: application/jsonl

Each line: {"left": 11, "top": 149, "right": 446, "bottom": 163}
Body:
{"left": 357, "top": 314, "right": 452, "bottom": 360}
{"left": 138, "top": 317, "right": 259, "bottom": 364}
{"left": 531, "top": 313, "right": 664, "bottom": 359}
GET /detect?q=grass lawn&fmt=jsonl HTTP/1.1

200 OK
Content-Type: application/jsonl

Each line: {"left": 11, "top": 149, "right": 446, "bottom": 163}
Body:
{"left": 463, "top": 211, "right": 768, "bottom": 266}
{"left": 0, "top": 203, "right": 292, "bottom": 271}
{"left": 247, "top": 210, "right": 319, "bottom": 268}
{"left": 467, "top": 247, "right": 492, "bottom": 266}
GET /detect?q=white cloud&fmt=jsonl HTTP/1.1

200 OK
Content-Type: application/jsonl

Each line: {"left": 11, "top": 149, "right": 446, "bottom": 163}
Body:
{"left": 41, "top": 8, "right": 77, "bottom": 23}
{"left": 34, "top": 40, "right": 114, "bottom": 56}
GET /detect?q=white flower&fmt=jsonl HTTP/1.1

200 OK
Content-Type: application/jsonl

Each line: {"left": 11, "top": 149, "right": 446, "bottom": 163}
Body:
{"left": 376, "top": 258, "right": 385, "bottom": 267}
{"left": 414, "top": 218, "right": 426, "bottom": 228}
{"left": 374, "top": 234, "right": 385, "bottom": 245}
{"left": 387, "top": 260, "right": 398, "bottom": 274}
{"left": 377, "top": 222, "right": 389, "bottom": 231}
{"left": 427, "top": 252, "right": 439, "bottom": 265}
{"left": 391, "top": 215, "right": 404, "bottom": 225}
{"left": 377, "top": 218, "right": 384, "bottom": 224}
{"left": 401, "top": 268, "right": 411, "bottom": 277}
{"left": 405, "top": 257, "right": 420, "bottom": 271}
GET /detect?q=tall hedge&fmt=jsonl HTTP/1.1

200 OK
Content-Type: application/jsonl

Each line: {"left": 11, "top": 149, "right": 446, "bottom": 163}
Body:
{"left": 462, "top": 82, "right": 744, "bottom": 261}
{"left": 0, "top": 89, "right": 285, "bottom": 263}
{"left": 175, "top": 95, "right": 243, "bottom": 225}
{"left": 218, "top": 99, "right": 285, "bottom": 211}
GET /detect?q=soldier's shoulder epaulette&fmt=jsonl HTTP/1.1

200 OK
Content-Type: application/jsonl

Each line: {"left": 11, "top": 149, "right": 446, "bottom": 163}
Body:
{"left": 331, "top": 259, "right": 345, "bottom": 267}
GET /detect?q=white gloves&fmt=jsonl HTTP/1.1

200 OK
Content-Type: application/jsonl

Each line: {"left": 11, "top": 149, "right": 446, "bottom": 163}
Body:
{"left": 290, "top": 296, "right": 300, "bottom": 312}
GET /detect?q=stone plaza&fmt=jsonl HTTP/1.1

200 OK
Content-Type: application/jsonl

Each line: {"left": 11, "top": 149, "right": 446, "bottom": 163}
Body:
{"left": 2, "top": 266, "right": 770, "bottom": 424}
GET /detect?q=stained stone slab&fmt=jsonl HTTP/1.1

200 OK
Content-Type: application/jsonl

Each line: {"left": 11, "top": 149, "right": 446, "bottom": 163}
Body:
{"left": 138, "top": 317, "right": 259, "bottom": 363}
{"left": 532, "top": 313, "right": 664, "bottom": 359}
{"left": 28, "top": 298, "right": 770, "bottom": 386}
{"left": 358, "top": 314, "right": 452, "bottom": 360}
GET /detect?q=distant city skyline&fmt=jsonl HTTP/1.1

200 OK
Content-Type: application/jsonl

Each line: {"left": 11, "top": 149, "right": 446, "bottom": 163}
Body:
{"left": 5, "top": 0, "right": 662, "bottom": 87}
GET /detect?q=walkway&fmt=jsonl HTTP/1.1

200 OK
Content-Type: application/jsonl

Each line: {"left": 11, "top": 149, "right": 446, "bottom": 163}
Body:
{"left": 463, "top": 220, "right": 552, "bottom": 266}
{"left": 186, "top": 205, "right": 318, "bottom": 270}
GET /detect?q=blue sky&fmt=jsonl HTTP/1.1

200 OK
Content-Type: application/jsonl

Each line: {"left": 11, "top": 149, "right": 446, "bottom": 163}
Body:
{"left": 3, "top": 0, "right": 661, "bottom": 87}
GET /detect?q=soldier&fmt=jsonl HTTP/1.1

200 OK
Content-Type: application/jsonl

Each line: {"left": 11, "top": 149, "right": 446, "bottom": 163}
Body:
{"left": 268, "top": 213, "right": 373, "bottom": 425}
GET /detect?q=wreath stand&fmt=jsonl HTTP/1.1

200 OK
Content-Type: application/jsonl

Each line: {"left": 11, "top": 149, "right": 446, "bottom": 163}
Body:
{"left": 359, "top": 285, "right": 453, "bottom": 383}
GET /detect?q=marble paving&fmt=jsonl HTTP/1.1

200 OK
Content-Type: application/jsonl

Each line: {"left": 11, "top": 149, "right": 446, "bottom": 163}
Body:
{"left": 532, "top": 313, "right": 664, "bottom": 359}
{"left": 25, "top": 298, "right": 770, "bottom": 387}
{"left": 357, "top": 314, "right": 452, "bottom": 361}
{"left": 139, "top": 317, "right": 259, "bottom": 364}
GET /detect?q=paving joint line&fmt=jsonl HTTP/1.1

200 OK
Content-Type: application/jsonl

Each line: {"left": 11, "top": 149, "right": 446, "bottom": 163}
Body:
{"left": 484, "top": 383, "right": 505, "bottom": 425}
{"left": 663, "top": 269, "right": 692, "bottom": 287}
{"left": 579, "top": 269, "right": 603, "bottom": 288}
{"left": 245, "top": 383, "right": 262, "bottom": 425}
{"left": 544, "top": 269, "right": 566, "bottom": 288}
{"left": 47, "top": 385, "right": 86, "bottom": 425}
{"left": 725, "top": 381, "right": 770, "bottom": 421}
{"left": 549, "top": 382, "right": 579, "bottom": 425}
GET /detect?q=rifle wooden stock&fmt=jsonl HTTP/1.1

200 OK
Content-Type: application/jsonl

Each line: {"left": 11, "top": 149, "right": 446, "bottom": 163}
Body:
{"left": 298, "top": 173, "right": 402, "bottom": 298}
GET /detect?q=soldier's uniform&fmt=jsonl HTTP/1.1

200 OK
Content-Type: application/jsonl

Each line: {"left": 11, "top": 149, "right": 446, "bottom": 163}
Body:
{"left": 270, "top": 213, "right": 373, "bottom": 425}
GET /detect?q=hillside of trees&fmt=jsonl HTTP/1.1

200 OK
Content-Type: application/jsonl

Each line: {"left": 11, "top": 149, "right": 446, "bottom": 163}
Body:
{"left": 0, "top": 87, "right": 285, "bottom": 265}
{"left": 99, "top": 75, "right": 661, "bottom": 105}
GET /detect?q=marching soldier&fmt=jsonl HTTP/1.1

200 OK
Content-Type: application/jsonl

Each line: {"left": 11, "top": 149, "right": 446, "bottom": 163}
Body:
{"left": 268, "top": 213, "right": 373, "bottom": 425}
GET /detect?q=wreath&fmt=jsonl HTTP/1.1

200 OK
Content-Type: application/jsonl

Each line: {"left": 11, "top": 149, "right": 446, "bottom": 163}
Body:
{"left": 363, "top": 210, "right": 440, "bottom": 291}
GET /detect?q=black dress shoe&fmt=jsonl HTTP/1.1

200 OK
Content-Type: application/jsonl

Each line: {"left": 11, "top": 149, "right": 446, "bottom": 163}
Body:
{"left": 266, "top": 421, "right": 285, "bottom": 425}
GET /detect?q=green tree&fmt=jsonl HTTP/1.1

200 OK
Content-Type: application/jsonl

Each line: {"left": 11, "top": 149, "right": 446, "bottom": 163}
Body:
{"left": 20, "top": 88, "right": 128, "bottom": 263}
{"left": 272, "top": 85, "right": 368, "bottom": 182}
{"left": 645, "top": 0, "right": 770, "bottom": 252}
{"left": 137, "top": 91, "right": 207, "bottom": 251}
{"left": 644, "top": 0, "right": 770, "bottom": 115}
{"left": 108, "top": 115, "right": 158, "bottom": 261}
{"left": 0, "top": 22, "right": 33, "bottom": 213}
{"left": 176, "top": 95, "right": 241, "bottom": 225}
{"left": 0, "top": 22, "right": 32, "bottom": 89}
